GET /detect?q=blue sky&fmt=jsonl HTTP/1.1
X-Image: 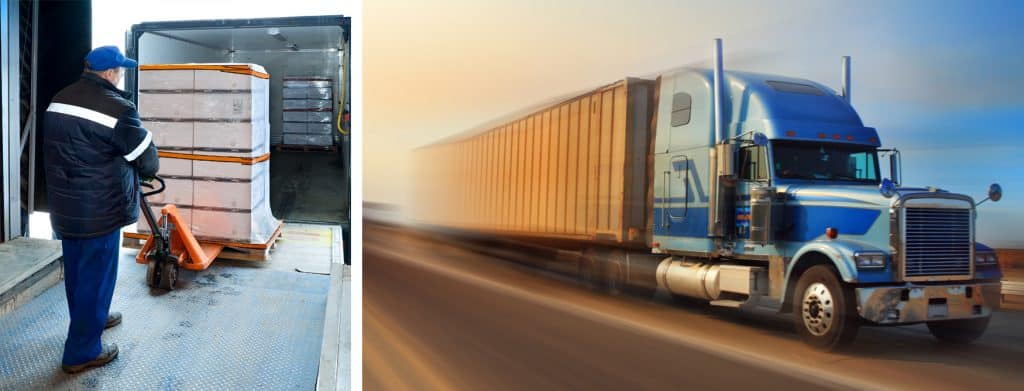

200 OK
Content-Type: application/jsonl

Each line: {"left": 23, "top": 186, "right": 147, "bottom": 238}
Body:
{"left": 365, "top": 1, "right": 1024, "bottom": 245}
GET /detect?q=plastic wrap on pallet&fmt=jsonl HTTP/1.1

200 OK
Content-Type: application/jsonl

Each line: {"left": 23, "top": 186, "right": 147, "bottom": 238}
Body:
{"left": 282, "top": 111, "right": 334, "bottom": 123}
{"left": 283, "top": 99, "right": 334, "bottom": 110}
{"left": 282, "top": 87, "right": 332, "bottom": 100}
{"left": 135, "top": 160, "right": 277, "bottom": 243}
{"left": 283, "top": 78, "right": 332, "bottom": 88}
{"left": 283, "top": 133, "right": 333, "bottom": 146}
{"left": 305, "top": 122, "right": 333, "bottom": 135}
{"left": 139, "top": 63, "right": 270, "bottom": 158}
{"left": 283, "top": 122, "right": 334, "bottom": 135}
{"left": 282, "top": 122, "right": 307, "bottom": 133}
{"left": 134, "top": 63, "right": 278, "bottom": 244}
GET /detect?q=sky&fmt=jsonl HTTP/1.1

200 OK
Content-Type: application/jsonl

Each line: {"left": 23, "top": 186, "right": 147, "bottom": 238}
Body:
{"left": 364, "top": 0, "right": 1024, "bottom": 248}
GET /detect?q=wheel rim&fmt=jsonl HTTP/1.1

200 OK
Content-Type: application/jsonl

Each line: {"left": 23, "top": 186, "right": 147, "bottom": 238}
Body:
{"left": 801, "top": 282, "right": 835, "bottom": 336}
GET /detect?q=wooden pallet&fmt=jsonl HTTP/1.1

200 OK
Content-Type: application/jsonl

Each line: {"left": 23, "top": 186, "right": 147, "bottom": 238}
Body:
{"left": 122, "top": 224, "right": 284, "bottom": 262}
{"left": 275, "top": 144, "right": 337, "bottom": 153}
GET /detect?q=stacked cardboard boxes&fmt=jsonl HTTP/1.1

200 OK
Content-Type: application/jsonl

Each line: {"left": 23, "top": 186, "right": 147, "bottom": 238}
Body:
{"left": 136, "top": 63, "right": 279, "bottom": 244}
{"left": 281, "top": 76, "right": 335, "bottom": 147}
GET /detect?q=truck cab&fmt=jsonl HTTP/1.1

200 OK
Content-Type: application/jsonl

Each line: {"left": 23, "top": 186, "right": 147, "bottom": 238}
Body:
{"left": 651, "top": 60, "right": 1002, "bottom": 349}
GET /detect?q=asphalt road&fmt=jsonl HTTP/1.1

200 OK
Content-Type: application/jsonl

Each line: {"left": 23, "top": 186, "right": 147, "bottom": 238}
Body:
{"left": 364, "top": 222, "right": 1024, "bottom": 390}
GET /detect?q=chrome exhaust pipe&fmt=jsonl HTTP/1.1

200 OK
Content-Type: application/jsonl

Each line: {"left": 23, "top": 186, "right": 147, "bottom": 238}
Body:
{"left": 841, "top": 56, "right": 851, "bottom": 103}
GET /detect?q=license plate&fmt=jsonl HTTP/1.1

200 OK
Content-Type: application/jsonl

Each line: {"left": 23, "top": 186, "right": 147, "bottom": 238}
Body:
{"left": 928, "top": 302, "right": 948, "bottom": 318}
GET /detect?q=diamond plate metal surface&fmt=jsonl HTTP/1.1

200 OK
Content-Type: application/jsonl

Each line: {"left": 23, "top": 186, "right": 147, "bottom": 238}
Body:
{"left": 0, "top": 251, "right": 329, "bottom": 390}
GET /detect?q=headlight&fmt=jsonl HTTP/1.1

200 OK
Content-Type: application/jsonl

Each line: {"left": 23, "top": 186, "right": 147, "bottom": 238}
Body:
{"left": 854, "top": 252, "right": 886, "bottom": 269}
{"left": 976, "top": 252, "right": 998, "bottom": 265}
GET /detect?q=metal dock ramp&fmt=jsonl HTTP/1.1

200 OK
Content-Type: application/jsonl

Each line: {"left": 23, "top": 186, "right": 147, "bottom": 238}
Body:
{"left": 0, "top": 223, "right": 344, "bottom": 390}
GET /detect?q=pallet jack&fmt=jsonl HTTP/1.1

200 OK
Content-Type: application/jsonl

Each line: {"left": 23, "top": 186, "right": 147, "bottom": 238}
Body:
{"left": 138, "top": 177, "right": 225, "bottom": 290}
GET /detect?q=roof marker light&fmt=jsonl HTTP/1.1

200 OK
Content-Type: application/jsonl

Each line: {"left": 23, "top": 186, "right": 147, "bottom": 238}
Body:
{"left": 846, "top": 135, "right": 855, "bottom": 141}
{"left": 786, "top": 131, "right": 796, "bottom": 137}
{"left": 818, "top": 133, "right": 827, "bottom": 139}
{"left": 832, "top": 134, "right": 841, "bottom": 140}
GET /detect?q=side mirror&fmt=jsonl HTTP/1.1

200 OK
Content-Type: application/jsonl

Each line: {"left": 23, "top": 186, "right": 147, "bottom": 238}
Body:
{"left": 879, "top": 178, "right": 896, "bottom": 198}
{"left": 752, "top": 132, "right": 768, "bottom": 147}
{"left": 888, "top": 151, "right": 901, "bottom": 186}
{"left": 976, "top": 183, "right": 1002, "bottom": 206}
{"left": 988, "top": 183, "right": 1002, "bottom": 202}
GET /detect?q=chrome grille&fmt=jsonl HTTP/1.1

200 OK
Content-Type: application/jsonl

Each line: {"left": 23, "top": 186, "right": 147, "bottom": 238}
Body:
{"left": 903, "top": 208, "right": 972, "bottom": 278}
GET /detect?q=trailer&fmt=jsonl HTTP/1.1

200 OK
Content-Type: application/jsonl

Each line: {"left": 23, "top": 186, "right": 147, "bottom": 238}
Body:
{"left": 414, "top": 39, "right": 1004, "bottom": 350}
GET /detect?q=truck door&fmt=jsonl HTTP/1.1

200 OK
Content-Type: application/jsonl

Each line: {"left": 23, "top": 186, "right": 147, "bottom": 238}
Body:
{"left": 735, "top": 144, "right": 769, "bottom": 239}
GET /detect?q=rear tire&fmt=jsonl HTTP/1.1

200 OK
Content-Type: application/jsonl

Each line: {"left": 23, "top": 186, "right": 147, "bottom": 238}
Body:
{"left": 792, "top": 265, "right": 859, "bottom": 351}
{"left": 927, "top": 316, "right": 989, "bottom": 344}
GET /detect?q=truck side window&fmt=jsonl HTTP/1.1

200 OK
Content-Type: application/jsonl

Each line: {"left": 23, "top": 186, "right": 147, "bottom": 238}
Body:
{"left": 739, "top": 145, "right": 768, "bottom": 181}
{"left": 670, "top": 92, "right": 691, "bottom": 126}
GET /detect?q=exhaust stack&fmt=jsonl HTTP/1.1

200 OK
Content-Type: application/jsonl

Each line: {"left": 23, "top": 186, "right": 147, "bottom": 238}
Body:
{"left": 841, "top": 56, "right": 851, "bottom": 103}
{"left": 707, "top": 38, "right": 735, "bottom": 240}
{"left": 713, "top": 38, "right": 724, "bottom": 144}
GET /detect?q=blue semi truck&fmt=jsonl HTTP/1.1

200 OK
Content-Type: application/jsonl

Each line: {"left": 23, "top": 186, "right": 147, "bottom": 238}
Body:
{"left": 416, "top": 39, "right": 1003, "bottom": 350}
{"left": 649, "top": 39, "right": 1003, "bottom": 349}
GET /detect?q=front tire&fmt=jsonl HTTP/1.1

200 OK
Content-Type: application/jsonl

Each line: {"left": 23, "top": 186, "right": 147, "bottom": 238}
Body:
{"left": 927, "top": 316, "right": 989, "bottom": 344}
{"left": 792, "top": 265, "right": 859, "bottom": 351}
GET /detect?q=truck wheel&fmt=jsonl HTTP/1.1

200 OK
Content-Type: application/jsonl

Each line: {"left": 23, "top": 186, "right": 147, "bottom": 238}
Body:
{"left": 927, "top": 316, "right": 990, "bottom": 344}
{"left": 792, "top": 265, "right": 859, "bottom": 351}
{"left": 146, "top": 261, "right": 160, "bottom": 288}
{"left": 159, "top": 262, "right": 178, "bottom": 291}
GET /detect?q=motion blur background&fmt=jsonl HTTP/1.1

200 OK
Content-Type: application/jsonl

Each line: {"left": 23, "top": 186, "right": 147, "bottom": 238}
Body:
{"left": 364, "top": 0, "right": 1024, "bottom": 248}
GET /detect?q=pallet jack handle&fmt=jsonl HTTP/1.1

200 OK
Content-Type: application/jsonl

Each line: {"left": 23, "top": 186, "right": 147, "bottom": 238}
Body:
{"left": 139, "top": 177, "right": 166, "bottom": 244}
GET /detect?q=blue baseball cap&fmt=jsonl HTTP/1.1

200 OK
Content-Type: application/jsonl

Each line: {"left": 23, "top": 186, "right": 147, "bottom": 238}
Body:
{"left": 85, "top": 46, "right": 137, "bottom": 71}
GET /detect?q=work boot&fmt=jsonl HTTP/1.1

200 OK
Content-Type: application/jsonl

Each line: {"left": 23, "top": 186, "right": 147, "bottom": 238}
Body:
{"left": 105, "top": 312, "right": 122, "bottom": 329}
{"left": 61, "top": 343, "right": 119, "bottom": 374}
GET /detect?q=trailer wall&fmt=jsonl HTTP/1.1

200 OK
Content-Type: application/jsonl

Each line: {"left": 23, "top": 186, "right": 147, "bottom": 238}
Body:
{"left": 415, "top": 78, "right": 656, "bottom": 246}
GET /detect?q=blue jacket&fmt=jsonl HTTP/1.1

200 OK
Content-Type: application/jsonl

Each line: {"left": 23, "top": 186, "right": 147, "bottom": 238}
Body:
{"left": 43, "top": 73, "right": 159, "bottom": 239}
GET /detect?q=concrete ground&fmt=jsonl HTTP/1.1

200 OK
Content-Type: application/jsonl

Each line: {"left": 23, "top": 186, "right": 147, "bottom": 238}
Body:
{"left": 364, "top": 222, "right": 1024, "bottom": 391}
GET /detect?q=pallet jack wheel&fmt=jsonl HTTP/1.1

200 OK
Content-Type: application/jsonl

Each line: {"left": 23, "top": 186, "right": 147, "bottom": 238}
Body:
{"left": 146, "top": 261, "right": 160, "bottom": 288}
{"left": 159, "top": 262, "right": 178, "bottom": 290}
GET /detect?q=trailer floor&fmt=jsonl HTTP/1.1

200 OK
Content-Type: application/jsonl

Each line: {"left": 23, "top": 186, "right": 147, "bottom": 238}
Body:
{"left": 271, "top": 150, "right": 347, "bottom": 224}
{"left": 0, "top": 226, "right": 333, "bottom": 390}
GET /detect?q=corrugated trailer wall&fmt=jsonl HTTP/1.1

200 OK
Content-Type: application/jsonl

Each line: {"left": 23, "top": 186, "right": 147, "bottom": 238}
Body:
{"left": 415, "top": 78, "right": 657, "bottom": 247}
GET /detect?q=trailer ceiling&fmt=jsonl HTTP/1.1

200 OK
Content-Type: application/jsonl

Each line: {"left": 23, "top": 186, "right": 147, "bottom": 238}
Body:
{"left": 149, "top": 25, "right": 344, "bottom": 53}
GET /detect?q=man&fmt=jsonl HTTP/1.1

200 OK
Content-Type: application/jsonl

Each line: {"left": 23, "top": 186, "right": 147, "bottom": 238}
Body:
{"left": 42, "top": 45, "right": 159, "bottom": 373}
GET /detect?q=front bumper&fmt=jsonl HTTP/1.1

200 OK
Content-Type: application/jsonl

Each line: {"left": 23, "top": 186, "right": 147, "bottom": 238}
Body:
{"left": 855, "top": 281, "right": 1001, "bottom": 324}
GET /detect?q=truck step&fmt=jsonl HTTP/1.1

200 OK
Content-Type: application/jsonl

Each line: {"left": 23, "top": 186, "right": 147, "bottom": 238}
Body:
{"left": 709, "top": 299, "right": 747, "bottom": 308}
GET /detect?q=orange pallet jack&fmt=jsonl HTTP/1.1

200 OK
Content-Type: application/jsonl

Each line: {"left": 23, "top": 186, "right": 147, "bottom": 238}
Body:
{"left": 137, "top": 177, "right": 224, "bottom": 290}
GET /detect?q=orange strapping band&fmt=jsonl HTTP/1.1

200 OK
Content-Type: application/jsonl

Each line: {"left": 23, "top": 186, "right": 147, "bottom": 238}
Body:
{"left": 158, "top": 151, "right": 270, "bottom": 165}
{"left": 139, "top": 64, "right": 270, "bottom": 80}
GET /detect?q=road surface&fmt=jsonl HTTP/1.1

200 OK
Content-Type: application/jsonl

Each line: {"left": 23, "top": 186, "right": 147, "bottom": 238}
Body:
{"left": 363, "top": 222, "right": 1024, "bottom": 390}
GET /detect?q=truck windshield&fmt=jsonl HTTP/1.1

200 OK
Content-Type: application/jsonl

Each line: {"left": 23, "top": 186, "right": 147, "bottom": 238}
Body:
{"left": 772, "top": 141, "right": 879, "bottom": 183}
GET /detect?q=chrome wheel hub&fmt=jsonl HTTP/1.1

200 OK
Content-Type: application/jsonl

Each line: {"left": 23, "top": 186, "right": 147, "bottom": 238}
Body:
{"left": 802, "top": 282, "right": 834, "bottom": 336}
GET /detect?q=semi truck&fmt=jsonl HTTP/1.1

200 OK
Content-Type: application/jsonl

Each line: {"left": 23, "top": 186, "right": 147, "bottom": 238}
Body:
{"left": 414, "top": 39, "right": 1004, "bottom": 350}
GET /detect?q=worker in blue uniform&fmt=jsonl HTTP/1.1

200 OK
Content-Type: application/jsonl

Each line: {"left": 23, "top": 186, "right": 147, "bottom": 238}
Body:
{"left": 42, "top": 46, "right": 159, "bottom": 374}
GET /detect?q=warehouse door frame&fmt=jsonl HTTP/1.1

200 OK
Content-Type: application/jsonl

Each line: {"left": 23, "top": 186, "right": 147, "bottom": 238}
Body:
{"left": 1, "top": 0, "right": 23, "bottom": 241}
